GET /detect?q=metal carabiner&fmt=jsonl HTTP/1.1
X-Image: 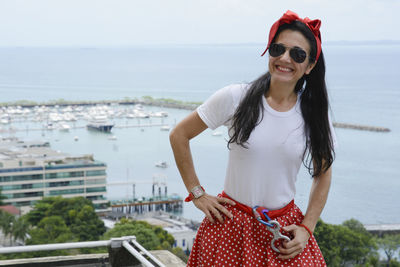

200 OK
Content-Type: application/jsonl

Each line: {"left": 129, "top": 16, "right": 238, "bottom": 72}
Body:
{"left": 266, "top": 220, "right": 291, "bottom": 253}
{"left": 252, "top": 207, "right": 274, "bottom": 227}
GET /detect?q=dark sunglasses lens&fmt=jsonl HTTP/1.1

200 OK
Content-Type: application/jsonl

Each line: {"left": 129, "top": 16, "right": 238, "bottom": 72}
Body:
{"left": 290, "top": 48, "right": 307, "bottom": 63}
{"left": 269, "top": 44, "right": 285, "bottom": 57}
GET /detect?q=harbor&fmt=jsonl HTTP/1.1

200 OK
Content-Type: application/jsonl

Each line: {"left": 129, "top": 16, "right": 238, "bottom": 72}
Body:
{"left": 0, "top": 99, "right": 392, "bottom": 133}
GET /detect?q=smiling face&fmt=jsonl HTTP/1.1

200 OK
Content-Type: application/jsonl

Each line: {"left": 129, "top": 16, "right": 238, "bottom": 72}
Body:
{"left": 268, "top": 29, "right": 315, "bottom": 86}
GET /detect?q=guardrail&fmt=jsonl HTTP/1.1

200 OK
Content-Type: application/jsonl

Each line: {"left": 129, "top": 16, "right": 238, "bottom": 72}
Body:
{"left": 0, "top": 236, "right": 165, "bottom": 267}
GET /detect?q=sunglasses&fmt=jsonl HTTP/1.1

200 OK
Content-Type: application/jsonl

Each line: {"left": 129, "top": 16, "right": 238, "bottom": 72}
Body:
{"left": 268, "top": 43, "right": 308, "bottom": 63}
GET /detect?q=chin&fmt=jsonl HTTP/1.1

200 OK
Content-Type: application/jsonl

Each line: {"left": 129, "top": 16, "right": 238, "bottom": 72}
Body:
{"left": 271, "top": 73, "right": 298, "bottom": 84}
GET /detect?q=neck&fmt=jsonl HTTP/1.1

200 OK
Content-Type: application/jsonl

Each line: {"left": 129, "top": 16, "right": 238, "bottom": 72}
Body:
{"left": 267, "top": 78, "right": 298, "bottom": 104}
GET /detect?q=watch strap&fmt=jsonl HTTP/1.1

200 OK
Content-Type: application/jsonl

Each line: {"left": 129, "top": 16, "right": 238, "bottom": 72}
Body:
{"left": 184, "top": 185, "right": 205, "bottom": 202}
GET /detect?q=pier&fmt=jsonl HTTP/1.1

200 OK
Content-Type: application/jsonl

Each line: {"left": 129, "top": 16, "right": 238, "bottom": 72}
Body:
{"left": 333, "top": 122, "right": 390, "bottom": 132}
{"left": 111, "top": 198, "right": 183, "bottom": 213}
{"left": 108, "top": 197, "right": 183, "bottom": 220}
{"left": 364, "top": 223, "right": 400, "bottom": 236}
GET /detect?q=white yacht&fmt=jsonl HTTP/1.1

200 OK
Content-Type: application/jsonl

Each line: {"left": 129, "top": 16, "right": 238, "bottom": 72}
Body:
{"left": 87, "top": 115, "right": 114, "bottom": 132}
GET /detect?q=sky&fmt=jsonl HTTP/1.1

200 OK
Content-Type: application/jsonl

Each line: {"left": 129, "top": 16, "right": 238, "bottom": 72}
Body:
{"left": 0, "top": 0, "right": 398, "bottom": 46}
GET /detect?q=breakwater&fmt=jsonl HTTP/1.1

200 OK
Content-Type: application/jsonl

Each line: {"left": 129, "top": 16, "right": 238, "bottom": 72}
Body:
{"left": 1, "top": 98, "right": 390, "bottom": 132}
{"left": 333, "top": 122, "right": 390, "bottom": 132}
{"left": 0, "top": 96, "right": 200, "bottom": 110}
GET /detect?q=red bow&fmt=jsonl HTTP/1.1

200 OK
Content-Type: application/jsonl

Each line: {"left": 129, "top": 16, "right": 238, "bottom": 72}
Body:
{"left": 261, "top": 10, "right": 322, "bottom": 62}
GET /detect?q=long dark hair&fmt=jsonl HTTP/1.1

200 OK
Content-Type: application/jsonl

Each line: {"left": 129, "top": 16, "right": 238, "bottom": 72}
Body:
{"left": 228, "top": 21, "right": 335, "bottom": 177}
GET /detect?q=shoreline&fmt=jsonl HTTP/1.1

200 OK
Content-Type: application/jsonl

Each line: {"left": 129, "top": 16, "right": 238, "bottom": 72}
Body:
{"left": 0, "top": 96, "right": 200, "bottom": 110}
{"left": 0, "top": 97, "right": 390, "bottom": 132}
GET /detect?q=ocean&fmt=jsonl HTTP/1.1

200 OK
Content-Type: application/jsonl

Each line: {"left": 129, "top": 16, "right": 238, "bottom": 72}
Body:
{"left": 0, "top": 43, "right": 399, "bottom": 225}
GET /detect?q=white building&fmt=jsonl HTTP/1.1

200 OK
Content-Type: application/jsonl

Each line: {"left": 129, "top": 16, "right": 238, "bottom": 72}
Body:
{"left": 0, "top": 138, "right": 108, "bottom": 214}
{"left": 137, "top": 214, "right": 197, "bottom": 252}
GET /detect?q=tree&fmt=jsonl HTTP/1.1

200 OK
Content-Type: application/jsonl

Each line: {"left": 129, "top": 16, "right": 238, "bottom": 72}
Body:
{"left": 25, "top": 196, "right": 106, "bottom": 241}
{"left": 0, "top": 210, "right": 16, "bottom": 245}
{"left": 103, "top": 218, "right": 187, "bottom": 263}
{"left": 69, "top": 204, "right": 106, "bottom": 241}
{"left": 25, "top": 201, "right": 52, "bottom": 225}
{"left": 377, "top": 234, "right": 400, "bottom": 266}
{"left": 0, "top": 188, "right": 7, "bottom": 206}
{"left": 103, "top": 220, "right": 161, "bottom": 250}
{"left": 25, "top": 216, "right": 75, "bottom": 258}
{"left": 28, "top": 216, "right": 75, "bottom": 245}
{"left": 11, "top": 217, "right": 30, "bottom": 244}
{"left": 314, "top": 218, "right": 377, "bottom": 266}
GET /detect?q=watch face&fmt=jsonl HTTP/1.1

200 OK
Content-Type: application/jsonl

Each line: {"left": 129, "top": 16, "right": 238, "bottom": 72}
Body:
{"left": 192, "top": 187, "right": 204, "bottom": 198}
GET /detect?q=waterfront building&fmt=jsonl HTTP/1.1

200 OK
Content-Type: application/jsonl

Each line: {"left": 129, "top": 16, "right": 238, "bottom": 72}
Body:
{"left": 0, "top": 138, "right": 108, "bottom": 214}
{"left": 103, "top": 212, "right": 197, "bottom": 252}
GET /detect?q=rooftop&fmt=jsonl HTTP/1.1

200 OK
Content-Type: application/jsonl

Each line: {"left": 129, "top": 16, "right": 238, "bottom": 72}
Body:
{"left": 0, "top": 137, "right": 104, "bottom": 169}
{"left": 0, "top": 205, "right": 20, "bottom": 216}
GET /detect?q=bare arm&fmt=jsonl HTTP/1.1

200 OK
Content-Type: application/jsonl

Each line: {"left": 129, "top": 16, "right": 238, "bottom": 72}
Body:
{"left": 169, "top": 111, "right": 235, "bottom": 223}
{"left": 302, "top": 166, "right": 332, "bottom": 232}
{"left": 278, "top": 165, "right": 332, "bottom": 259}
{"left": 169, "top": 111, "right": 207, "bottom": 191}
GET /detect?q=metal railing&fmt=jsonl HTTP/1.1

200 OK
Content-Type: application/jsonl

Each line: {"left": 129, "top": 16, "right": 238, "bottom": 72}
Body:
{"left": 0, "top": 235, "right": 165, "bottom": 267}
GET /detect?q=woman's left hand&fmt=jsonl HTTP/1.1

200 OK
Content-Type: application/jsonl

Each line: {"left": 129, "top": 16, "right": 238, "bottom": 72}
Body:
{"left": 277, "top": 224, "right": 310, "bottom": 260}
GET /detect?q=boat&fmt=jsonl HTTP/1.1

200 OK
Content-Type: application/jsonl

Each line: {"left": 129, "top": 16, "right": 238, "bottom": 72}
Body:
{"left": 44, "top": 123, "right": 57, "bottom": 130}
{"left": 86, "top": 115, "right": 114, "bottom": 132}
{"left": 108, "top": 135, "right": 117, "bottom": 140}
{"left": 160, "top": 125, "right": 170, "bottom": 131}
{"left": 155, "top": 161, "right": 168, "bottom": 168}
{"left": 59, "top": 124, "right": 71, "bottom": 132}
{"left": 151, "top": 111, "right": 168, "bottom": 118}
{"left": 212, "top": 131, "right": 222, "bottom": 136}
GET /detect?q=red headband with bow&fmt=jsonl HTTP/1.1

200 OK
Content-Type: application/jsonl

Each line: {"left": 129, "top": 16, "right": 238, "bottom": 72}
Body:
{"left": 261, "top": 10, "right": 322, "bottom": 62}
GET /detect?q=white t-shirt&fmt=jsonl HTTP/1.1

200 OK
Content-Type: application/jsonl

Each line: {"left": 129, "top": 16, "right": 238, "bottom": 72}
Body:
{"left": 197, "top": 83, "right": 337, "bottom": 210}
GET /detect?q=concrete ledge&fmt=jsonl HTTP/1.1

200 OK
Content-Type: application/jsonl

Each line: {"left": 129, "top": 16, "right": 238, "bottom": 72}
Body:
{"left": 0, "top": 250, "right": 186, "bottom": 267}
{"left": 150, "top": 250, "right": 186, "bottom": 267}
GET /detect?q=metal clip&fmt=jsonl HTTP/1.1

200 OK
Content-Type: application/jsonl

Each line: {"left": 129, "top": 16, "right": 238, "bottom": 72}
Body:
{"left": 266, "top": 220, "right": 291, "bottom": 253}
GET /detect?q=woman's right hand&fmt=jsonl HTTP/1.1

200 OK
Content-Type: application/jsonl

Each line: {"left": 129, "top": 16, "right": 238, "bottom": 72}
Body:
{"left": 193, "top": 194, "right": 236, "bottom": 223}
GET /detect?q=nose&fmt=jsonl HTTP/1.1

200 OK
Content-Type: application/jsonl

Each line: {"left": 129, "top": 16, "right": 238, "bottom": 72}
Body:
{"left": 280, "top": 49, "right": 292, "bottom": 62}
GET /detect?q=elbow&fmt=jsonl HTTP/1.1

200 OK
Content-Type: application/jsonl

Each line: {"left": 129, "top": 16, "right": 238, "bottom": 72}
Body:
{"left": 169, "top": 127, "right": 181, "bottom": 148}
{"left": 169, "top": 128, "right": 176, "bottom": 145}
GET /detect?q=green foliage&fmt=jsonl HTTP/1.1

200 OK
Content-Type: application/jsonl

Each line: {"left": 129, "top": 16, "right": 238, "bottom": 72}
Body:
{"left": 27, "top": 216, "right": 75, "bottom": 245}
{"left": 0, "top": 210, "right": 30, "bottom": 247}
{"left": 103, "top": 219, "right": 161, "bottom": 250}
{"left": 377, "top": 234, "right": 400, "bottom": 264}
{"left": 20, "top": 215, "right": 75, "bottom": 258}
{"left": 103, "top": 218, "right": 187, "bottom": 263}
{"left": 0, "top": 197, "right": 105, "bottom": 259}
{"left": 314, "top": 218, "right": 376, "bottom": 266}
{"left": 0, "top": 210, "right": 15, "bottom": 236}
{"left": 25, "top": 196, "right": 106, "bottom": 242}
{"left": 0, "top": 188, "right": 7, "bottom": 205}
{"left": 25, "top": 201, "right": 52, "bottom": 225}
{"left": 11, "top": 216, "right": 30, "bottom": 243}
{"left": 172, "top": 247, "right": 189, "bottom": 263}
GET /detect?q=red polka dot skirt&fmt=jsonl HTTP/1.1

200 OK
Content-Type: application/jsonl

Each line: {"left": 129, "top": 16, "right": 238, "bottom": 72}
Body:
{"left": 187, "top": 193, "right": 326, "bottom": 266}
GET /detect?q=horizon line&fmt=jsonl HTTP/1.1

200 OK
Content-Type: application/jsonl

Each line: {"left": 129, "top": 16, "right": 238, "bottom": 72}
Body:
{"left": 0, "top": 40, "right": 399, "bottom": 48}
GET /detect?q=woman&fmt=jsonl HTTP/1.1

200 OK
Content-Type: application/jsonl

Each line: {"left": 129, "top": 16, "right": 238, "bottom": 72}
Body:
{"left": 170, "top": 10, "right": 336, "bottom": 266}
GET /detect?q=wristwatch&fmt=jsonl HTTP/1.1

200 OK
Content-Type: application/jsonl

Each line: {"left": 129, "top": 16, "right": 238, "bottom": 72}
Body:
{"left": 185, "top": 185, "right": 205, "bottom": 202}
{"left": 191, "top": 185, "right": 205, "bottom": 198}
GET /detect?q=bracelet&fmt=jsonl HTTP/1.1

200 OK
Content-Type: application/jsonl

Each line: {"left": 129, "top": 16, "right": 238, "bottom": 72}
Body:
{"left": 298, "top": 224, "right": 313, "bottom": 238}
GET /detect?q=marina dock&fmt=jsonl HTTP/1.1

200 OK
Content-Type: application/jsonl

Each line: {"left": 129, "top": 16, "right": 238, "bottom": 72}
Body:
{"left": 108, "top": 196, "right": 183, "bottom": 220}
{"left": 1, "top": 101, "right": 391, "bottom": 133}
